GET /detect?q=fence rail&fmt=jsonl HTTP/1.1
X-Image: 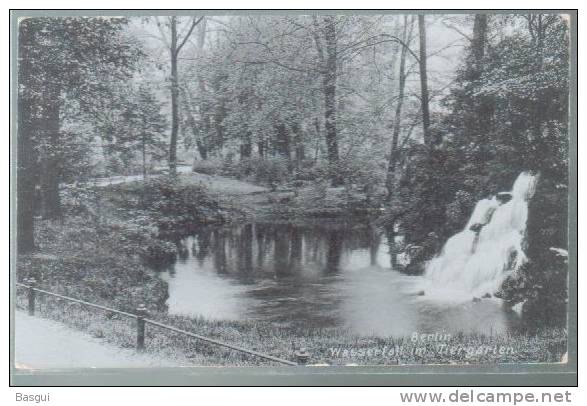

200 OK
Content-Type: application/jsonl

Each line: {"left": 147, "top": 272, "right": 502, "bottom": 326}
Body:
{"left": 16, "top": 279, "right": 305, "bottom": 366}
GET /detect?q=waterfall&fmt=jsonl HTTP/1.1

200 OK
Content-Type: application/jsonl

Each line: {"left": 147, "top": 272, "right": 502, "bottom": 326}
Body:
{"left": 423, "top": 172, "right": 538, "bottom": 299}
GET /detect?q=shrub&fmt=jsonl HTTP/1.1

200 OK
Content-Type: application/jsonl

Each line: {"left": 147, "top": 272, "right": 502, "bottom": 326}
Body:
{"left": 143, "top": 178, "right": 224, "bottom": 231}
{"left": 18, "top": 216, "right": 170, "bottom": 312}
{"left": 109, "top": 177, "right": 224, "bottom": 232}
{"left": 224, "top": 157, "right": 290, "bottom": 188}
{"left": 293, "top": 160, "right": 329, "bottom": 182}
{"left": 252, "top": 158, "right": 289, "bottom": 187}
{"left": 192, "top": 158, "right": 223, "bottom": 175}
{"left": 61, "top": 183, "right": 99, "bottom": 217}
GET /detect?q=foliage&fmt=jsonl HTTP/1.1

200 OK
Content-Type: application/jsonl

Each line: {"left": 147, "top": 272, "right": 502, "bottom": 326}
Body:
{"left": 384, "top": 15, "right": 569, "bottom": 308}
{"left": 101, "top": 84, "right": 168, "bottom": 175}
{"left": 225, "top": 157, "right": 290, "bottom": 188}
{"left": 498, "top": 173, "right": 569, "bottom": 319}
{"left": 109, "top": 178, "right": 225, "bottom": 233}
{"left": 192, "top": 157, "right": 224, "bottom": 175}
{"left": 17, "top": 216, "right": 169, "bottom": 312}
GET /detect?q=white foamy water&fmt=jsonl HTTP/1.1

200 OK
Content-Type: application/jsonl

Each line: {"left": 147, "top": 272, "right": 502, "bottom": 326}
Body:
{"left": 422, "top": 172, "right": 538, "bottom": 300}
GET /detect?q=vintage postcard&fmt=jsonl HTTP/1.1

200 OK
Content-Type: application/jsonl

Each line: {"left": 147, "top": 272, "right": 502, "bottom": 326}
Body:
{"left": 11, "top": 10, "right": 575, "bottom": 384}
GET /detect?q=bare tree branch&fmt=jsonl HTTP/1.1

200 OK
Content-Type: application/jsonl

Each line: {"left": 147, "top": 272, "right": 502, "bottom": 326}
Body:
{"left": 441, "top": 20, "right": 473, "bottom": 42}
{"left": 154, "top": 16, "right": 171, "bottom": 49}
{"left": 176, "top": 16, "right": 204, "bottom": 55}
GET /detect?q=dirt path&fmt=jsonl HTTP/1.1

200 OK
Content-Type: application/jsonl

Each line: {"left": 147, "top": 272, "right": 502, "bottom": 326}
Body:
{"left": 14, "top": 311, "right": 177, "bottom": 369}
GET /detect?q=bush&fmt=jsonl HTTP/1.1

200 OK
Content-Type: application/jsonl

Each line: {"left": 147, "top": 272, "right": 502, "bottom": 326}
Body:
{"left": 224, "top": 157, "right": 290, "bottom": 188}
{"left": 143, "top": 178, "right": 224, "bottom": 231}
{"left": 445, "top": 190, "right": 475, "bottom": 235}
{"left": 192, "top": 158, "right": 223, "bottom": 175}
{"left": 335, "top": 158, "right": 384, "bottom": 189}
{"left": 109, "top": 216, "right": 178, "bottom": 266}
{"left": 496, "top": 174, "right": 568, "bottom": 325}
{"left": 252, "top": 158, "right": 290, "bottom": 187}
{"left": 61, "top": 183, "right": 100, "bottom": 217}
{"left": 498, "top": 253, "right": 568, "bottom": 327}
{"left": 18, "top": 216, "right": 170, "bottom": 312}
{"left": 293, "top": 160, "right": 329, "bottom": 182}
{"left": 109, "top": 177, "right": 224, "bottom": 233}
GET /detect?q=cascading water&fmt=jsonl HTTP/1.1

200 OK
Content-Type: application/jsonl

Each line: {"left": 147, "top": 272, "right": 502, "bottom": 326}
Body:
{"left": 422, "top": 172, "right": 538, "bottom": 300}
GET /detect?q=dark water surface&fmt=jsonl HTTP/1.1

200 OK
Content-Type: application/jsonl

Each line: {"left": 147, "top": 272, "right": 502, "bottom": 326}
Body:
{"left": 158, "top": 221, "right": 524, "bottom": 337}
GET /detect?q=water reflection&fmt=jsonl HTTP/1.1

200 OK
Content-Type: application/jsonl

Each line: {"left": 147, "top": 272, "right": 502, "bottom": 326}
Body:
{"left": 158, "top": 222, "right": 522, "bottom": 336}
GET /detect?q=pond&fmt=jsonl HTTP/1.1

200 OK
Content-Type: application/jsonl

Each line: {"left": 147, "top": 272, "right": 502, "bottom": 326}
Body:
{"left": 157, "top": 221, "right": 525, "bottom": 337}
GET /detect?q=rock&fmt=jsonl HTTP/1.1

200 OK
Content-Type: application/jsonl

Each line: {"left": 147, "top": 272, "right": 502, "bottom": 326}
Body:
{"left": 496, "top": 192, "right": 512, "bottom": 204}
{"left": 403, "top": 262, "right": 426, "bottom": 276}
{"left": 416, "top": 290, "right": 425, "bottom": 296}
{"left": 472, "top": 297, "right": 481, "bottom": 302}
{"left": 512, "top": 301, "right": 525, "bottom": 315}
{"left": 469, "top": 223, "right": 484, "bottom": 233}
{"left": 482, "top": 293, "right": 492, "bottom": 299}
{"left": 407, "top": 245, "right": 423, "bottom": 257}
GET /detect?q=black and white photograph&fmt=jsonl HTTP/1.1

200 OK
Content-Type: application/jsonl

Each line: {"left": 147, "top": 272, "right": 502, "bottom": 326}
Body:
{"left": 10, "top": 9, "right": 575, "bottom": 382}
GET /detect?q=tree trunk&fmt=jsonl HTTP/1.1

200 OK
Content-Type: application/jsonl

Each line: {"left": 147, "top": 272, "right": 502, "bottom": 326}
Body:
{"left": 386, "top": 227, "right": 399, "bottom": 269}
{"left": 169, "top": 17, "right": 179, "bottom": 176}
{"left": 470, "top": 15, "right": 492, "bottom": 142}
{"left": 418, "top": 15, "right": 431, "bottom": 146}
{"left": 368, "top": 226, "right": 381, "bottom": 267}
{"left": 196, "top": 17, "right": 208, "bottom": 160}
{"left": 17, "top": 20, "right": 37, "bottom": 253}
{"left": 240, "top": 136, "right": 252, "bottom": 159}
{"left": 529, "top": 14, "right": 546, "bottom": 143}
{"left": 471, "top": 14, "right": 488, "bottom": 73}
{"left": 386, "top": 16, "right": 411, "bottom": 199}
{"left": 39, "top": 81, "right": 62, "bottom": 219}
{"left": 274, "top": 123, "right": 291, "bottom": 159}
{"left": 214, "top": 102, "right": 225, "bottom": 153}
{"left": 181, "top": 90, "right": 208, "bottom": 160}
{"left": 257, "top": 141, "right": 265, "bottom": 158}
{"left": 292, "top": 123, "right": 305, "bottom": 167}
{"left": 142, "top": 130, "right": 147, "bottom": 181}
{"left": 323, "top": 16, "right": 341, "bottom": 186}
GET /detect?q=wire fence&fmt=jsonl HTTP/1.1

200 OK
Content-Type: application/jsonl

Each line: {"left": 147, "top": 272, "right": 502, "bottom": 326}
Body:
{"left": 15, "top": 279, "right": 305, "bottom": 366}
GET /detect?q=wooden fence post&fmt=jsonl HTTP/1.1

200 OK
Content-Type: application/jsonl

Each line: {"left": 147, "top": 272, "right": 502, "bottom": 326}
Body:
{"left": 136, "top": 304, "right": 147, "bottom": 352}
{"left": 27, "top": 278, "right": 36, "bottom": 316}
{"left": 294, "top": 348, "right": 310, "bottom": 365}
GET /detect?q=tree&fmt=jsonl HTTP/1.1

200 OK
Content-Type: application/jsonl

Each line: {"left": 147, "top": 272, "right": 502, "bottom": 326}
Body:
{"left": 181, "top": 17, "right": 209, "bottom": 161}
{"left": 17, "top": 17, "right": 140, "bottom": 251}
{"left": 121, "top": 85, "right": 168, "bottom": 179}
{"left": 314, "top": 16, "right": 342, "bottom": 185}
{"left": 386, "top": 16, "right": 414, "bottom": 199}
{"left": 220, "top": 15, "right": 384, "bottom": 185}
{"left": 154, "top": 16, "right": 204, "bottom": 175}
{"left": 418, "top": 15, "right": 431, "bottom": 146}
{"left": 16, "top": 19, "right": 37, "bottom": 253}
